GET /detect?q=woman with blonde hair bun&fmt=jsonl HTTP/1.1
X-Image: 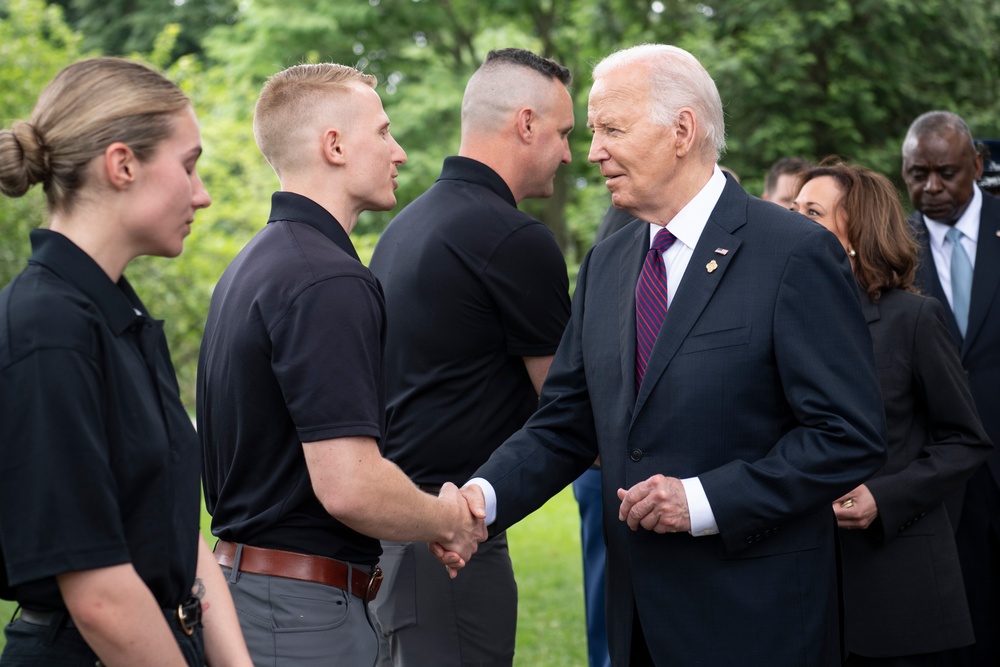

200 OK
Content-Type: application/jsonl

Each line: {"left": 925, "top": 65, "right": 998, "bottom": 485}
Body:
{"left": 0, "top": 57, "right": 251, "bottom": 666}
{"left": 792, "top": 161, "right": 992, "bottom": 666}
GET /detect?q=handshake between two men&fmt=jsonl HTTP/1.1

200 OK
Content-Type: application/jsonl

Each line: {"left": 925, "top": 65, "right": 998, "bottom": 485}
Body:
{"left": 429, "top": 474, "right": 695, "bottom": 577}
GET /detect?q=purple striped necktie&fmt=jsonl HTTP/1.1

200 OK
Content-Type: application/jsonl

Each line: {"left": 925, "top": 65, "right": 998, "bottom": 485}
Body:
{"left": 635, "top": 227, "right": 677, "bottom": 392}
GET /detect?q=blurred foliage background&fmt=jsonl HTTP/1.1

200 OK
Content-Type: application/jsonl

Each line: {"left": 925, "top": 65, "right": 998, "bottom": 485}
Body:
{"left": 2, "top": 0, "right": 999, "bottom": 407}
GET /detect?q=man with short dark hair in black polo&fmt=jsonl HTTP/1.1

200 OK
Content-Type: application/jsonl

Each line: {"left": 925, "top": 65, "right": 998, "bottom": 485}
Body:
{"left": 197, "top": 63, "right": 485, "bottom": 667}
{"left": 368, "top": 48, "right": 574, "bottom": 667}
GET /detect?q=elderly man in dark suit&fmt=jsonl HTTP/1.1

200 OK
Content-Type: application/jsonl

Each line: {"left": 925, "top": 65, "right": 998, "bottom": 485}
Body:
{"left": 903, "top": 111, "right": 1000, "bottom": 667}
{"left": 436, "top": 44, "right": 887, "bottom": 666}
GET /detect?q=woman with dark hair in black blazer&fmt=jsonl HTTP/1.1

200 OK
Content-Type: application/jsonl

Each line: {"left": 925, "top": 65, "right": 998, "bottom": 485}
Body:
{"left": 792, "top": 161, "right": 992, "bottom": 666}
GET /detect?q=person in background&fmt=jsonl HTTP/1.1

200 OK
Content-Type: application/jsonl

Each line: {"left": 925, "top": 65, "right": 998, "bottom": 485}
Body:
{"left": 197, "top": 63, "right": 485, "bottom": 667}
{"left": 793, "top": 160, "right": 991, "bottom": 666}
{"left": 901, "top": 111, "right": 1000, "bottom": 667}
{"left": 571, "top": 462, "right": 612, "bottom": 667}
{"left": 0, "top": 57, "right": 251, "bottom": 666}
{"left": 975, "top": 138, "right": 1000, "bottom": 195}
{"left": 762, "top": 156, "right": 811, "bottom": 208}
{"left": 369, "top": 48, "right": 573, "bottom": 667}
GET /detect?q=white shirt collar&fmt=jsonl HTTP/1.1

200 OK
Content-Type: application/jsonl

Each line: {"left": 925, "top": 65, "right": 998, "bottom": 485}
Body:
{"left": 648, "top": 166, "right": 728, "bottom": 249}
{"left": 923, "top": 184, "right": 982, "bottom": 252}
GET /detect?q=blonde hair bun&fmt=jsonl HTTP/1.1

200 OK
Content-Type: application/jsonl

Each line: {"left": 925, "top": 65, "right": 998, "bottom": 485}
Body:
{"left": 0, "top": 121, "right": 50, "bottom": 197}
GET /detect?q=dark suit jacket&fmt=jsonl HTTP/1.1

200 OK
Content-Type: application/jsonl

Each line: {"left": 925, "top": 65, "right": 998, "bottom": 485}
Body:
{"left": 475, "top": 178, "right": 887, "bottom": 666}
{"left": 594, "top": 204, "right": 637, "bottom": 244}
{"left": 911, "top": 193, "right": 1000, "bottom": 494}
{"left": 840, "top": 290, "right": 990, "bottom": 658}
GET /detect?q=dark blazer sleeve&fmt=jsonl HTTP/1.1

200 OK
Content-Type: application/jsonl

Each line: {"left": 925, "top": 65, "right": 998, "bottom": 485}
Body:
{"left": 866, "top": 295, "right": 992, "bottom": 541}
{"left": 477, "top": 247, "right": 603, "bottom": 532}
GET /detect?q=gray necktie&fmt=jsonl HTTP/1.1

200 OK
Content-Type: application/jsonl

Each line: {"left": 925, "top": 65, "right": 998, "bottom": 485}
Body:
{"left": 946, "top": 227, "right": 973, "bottom": 337}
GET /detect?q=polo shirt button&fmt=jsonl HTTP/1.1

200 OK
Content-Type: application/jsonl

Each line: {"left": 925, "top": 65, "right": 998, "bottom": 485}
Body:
{"left": 629, "top": 448, "right": 643, "bottom": 461}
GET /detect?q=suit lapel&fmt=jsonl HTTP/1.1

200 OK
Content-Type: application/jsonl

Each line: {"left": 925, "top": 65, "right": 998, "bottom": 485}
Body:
{"left": 618, "top": 223, "right": 648, "bottom": 392}
{"left": 632, "top": 182, "right": 745, "bottom": 420}
{"left": 966, "top": 195, "right": 1000, "bottom": 352}
{"left": 861, "top": 299, "right": 880, "bottom": 325}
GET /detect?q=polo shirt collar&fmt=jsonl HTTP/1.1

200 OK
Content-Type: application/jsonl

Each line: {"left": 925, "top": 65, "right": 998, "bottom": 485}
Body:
{"left": 267, "top": 191, "right": 360, "bottom": 261}
{"left": 27, "top": 229, "right": 147, "bottom": 335}
{"left": 438, "top": 156, "right": 517, "bottom": 208}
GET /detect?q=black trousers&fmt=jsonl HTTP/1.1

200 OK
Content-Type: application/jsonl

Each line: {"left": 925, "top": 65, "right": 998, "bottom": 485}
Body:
{"left": 0, "top": 610, "right": 204, "bottom": 666}
{"left": 629, "top": 606, "right": 655, "bottom": 667}
{"left": 938, "top": 466, "right": 1000, "bottom": 667}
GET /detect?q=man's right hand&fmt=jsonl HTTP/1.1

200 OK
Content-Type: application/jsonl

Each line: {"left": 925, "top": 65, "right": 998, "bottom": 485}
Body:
{"left": 431, "top": 483, "right": 487, "bottom": 578}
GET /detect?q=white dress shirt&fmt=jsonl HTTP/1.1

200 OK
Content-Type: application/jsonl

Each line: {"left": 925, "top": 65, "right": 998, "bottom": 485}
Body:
{"left": 922, "top": 185, "right": 982, "bottom": 311}
{"left": 470, "top": 166, "right": 728, "bottom": 536}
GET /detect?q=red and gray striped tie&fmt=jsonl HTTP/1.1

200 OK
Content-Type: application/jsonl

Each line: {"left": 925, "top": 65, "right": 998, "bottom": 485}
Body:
{"left": 635, "top": 227, "right": 677, "bottom": 392}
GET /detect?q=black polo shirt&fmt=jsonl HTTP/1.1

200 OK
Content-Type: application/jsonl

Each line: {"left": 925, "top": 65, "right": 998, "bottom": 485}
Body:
{"left": 369, "top": 157, "right": 570, "bottom": 485}
{"left": 0, "top": 230, "right": 200, "bottom": 611}
{"left": 198, "top": 192, "right": 384, "bottom": 566}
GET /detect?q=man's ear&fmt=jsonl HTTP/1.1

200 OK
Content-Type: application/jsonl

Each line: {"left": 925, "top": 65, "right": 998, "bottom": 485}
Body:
{"left": 674, "top": 108, "right": 698, "bottom": 158}
{"left": 104, "top": 142, "right": 136, "bottom": 190}
{"left": 322, "top": 128, "right": 347, "bottom": 165}
{"left": 516, "top": 108, "right": 536, "bottom": 144}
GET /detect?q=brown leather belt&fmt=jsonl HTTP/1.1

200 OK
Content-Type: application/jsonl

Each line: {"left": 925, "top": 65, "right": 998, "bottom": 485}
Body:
{"left": 214, "top": 541, "right": 382, "bottom": 602}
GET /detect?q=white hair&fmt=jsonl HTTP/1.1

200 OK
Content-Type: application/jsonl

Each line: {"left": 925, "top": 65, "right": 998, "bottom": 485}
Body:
{"left": 902, "top": 110, "right": 976, "bottom": 158}
{"left": 594, "top": 44, "right": 726, "bottom": 162}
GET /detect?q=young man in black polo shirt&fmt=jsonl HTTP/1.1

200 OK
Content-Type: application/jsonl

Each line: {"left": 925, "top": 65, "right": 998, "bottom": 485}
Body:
{"left": 197, "top": 63, "right": 486, "bottom": 667}
{"left": 368, "top": 49, "right": 574, "bottom": 667}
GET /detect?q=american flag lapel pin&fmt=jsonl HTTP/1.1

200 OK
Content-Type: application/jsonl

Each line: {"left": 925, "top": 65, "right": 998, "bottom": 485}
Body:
{"left": 714, "top": 247, "right": 729, "bottom": 255}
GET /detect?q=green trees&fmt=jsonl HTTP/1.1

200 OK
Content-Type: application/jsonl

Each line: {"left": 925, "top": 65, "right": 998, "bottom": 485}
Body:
{"left": 0, "top": 0, "right": 83, "bottom": 285}
{"left": 2, "top": 0, "right": 999, "bottom": 407}
{"left": 48, "top": 0, "right": 237, "bottom": 60}
{"left": 708, "top": 0, "right": 1000, "bottom": 183}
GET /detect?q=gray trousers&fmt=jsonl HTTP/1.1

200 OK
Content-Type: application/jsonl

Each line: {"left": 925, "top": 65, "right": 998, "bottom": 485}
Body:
{"left": 222, "top": 553, "right": 379, "bottom": 667}
{"left": 371, "top": 533, "right": 517, "bottom": 667}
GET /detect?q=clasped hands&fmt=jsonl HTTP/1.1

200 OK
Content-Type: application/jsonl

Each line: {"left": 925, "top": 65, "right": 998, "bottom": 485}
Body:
{"left": 430, "top": 483, "right": 488, "bottom": 579}
{"left": 617, "top": 474, "right": 691, "bottom": 533}
{"left": 832, "top": 483, "right": 878, "bottom": 530}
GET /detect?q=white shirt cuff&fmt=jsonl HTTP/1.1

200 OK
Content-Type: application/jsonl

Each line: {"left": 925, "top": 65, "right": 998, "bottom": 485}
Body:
{"left": 681, "top": 477, "right": 719, "bottom": 536}
{"left": 464, "top": 478, "right": 497, "bottom": 526}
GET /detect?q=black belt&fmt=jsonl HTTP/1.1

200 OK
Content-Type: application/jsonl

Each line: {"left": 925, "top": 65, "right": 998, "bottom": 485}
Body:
{"left": 18, "top": 608, "right": 75, "bottom": 629}
{"left": 19, "top": 597, "right": 203, "bottom": 636}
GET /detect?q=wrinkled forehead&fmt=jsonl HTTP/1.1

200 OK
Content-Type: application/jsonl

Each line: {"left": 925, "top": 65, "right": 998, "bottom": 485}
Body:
{"left": 904, "top": 130, "right": 975, "bottom": 167}
{"left": 587, "top": 66, "right": 648, "bottom": 125}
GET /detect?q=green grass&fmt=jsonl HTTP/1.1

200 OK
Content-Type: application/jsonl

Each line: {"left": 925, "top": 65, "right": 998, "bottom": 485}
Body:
{"left": 2, "top": 487, "right": 589, "bottom": 665}
{"left": 509, "top": 485, "right": 588, "bottom": 667}
{"left": 0, "top": 599, "right": 14, "bottom": 640}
